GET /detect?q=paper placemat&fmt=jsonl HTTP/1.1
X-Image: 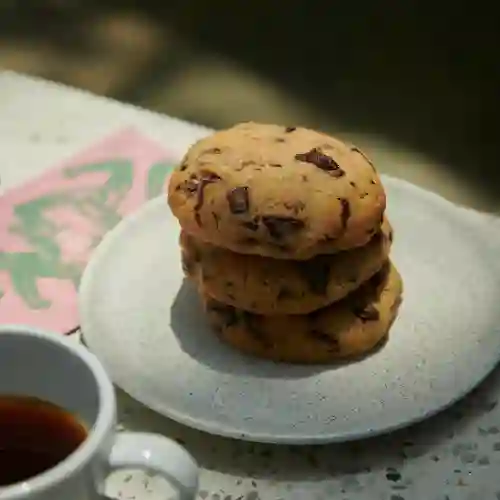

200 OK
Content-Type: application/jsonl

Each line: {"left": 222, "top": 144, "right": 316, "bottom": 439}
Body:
{"left": 0, "top": 128, "right": 174, "bottom": 332}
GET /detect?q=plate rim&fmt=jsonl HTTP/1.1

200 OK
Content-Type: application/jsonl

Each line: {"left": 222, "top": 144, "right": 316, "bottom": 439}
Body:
{"left": 79, "top": 176, "right": 500, "bottom": 444}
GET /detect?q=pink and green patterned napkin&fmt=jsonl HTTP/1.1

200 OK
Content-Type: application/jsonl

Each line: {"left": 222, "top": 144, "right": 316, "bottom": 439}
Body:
{"left": 0, "top": 128, "right": 175, "bottom": 333}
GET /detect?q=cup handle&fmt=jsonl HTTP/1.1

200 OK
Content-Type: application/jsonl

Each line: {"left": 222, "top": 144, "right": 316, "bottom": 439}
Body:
{"left": 105, "top": 431, "right": 199, "bottom": 500}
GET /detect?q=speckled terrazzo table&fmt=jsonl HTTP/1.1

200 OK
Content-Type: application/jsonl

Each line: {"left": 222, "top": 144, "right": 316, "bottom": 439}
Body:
{"left": 2, "top": 71, "right": 500, "bottom": 500}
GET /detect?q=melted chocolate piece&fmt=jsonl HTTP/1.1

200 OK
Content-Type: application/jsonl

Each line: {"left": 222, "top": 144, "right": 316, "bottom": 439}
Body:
{"left": 285, "top": 126, "right": 296, "bottom": 133}
{"left": 339, "top": 198, "right": 351, "bottom": 230}
{"left": 295, "top": 148, "right": 344, "bottom": 177}
{"left": 296, "top": 256, "right": 331, "bottom": 295}
{"left": 227, "top": 187, "right": 250, "bottom": 214}
{"left": 353, "top": 304, "right": 380, "bottom": 322}
{"left": 193, "top": 172, "right": 221, "bottom": 224}
{"left": 241, "top": 218, "right": 259, "bottom": 231}
{"left": 262, "top": 215, "right": 305, "bottom": 240}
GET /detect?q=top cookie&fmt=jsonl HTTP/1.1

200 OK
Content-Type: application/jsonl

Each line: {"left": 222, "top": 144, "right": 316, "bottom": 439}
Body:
{"left": 167, "top": 122, "right": 386, "bottom": 259}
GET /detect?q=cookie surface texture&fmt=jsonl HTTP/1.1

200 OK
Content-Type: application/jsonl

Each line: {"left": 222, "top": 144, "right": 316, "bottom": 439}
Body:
{"left": 181, "top": 218, "right": 393, "bottom": 315}
{"left": 201, "top": 262, "right": 403, "bottom": 364}
{"left": 168, "top": 122, "right": 386, "bottom": 259}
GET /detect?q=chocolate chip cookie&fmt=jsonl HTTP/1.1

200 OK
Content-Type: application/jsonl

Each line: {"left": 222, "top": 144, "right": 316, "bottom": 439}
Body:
{"left": 167, "top": 122, "right": 386, "bottom": 259}
{"left": 201, "top": 262, "right": 402, "bottom": 364}
{"left": 181, "top": 218, "right": 393, "bottom": 315}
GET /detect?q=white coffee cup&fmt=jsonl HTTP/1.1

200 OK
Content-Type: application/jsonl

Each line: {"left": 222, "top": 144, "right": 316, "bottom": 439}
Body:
{"left": 0, "top": 325, "right": 199, "bottom": 500}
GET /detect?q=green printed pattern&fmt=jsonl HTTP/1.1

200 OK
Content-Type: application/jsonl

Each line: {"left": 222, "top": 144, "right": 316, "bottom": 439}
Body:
{"left": 0, "top": 159, "right": 173, "bottom": 309}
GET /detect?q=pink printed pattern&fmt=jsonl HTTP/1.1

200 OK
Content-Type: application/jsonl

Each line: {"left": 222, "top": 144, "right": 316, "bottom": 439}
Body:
{"left": 0, "top": 128, "right": 174, "bottom": 333}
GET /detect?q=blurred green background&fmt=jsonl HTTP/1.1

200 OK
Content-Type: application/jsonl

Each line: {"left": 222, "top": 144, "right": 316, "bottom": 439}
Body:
{"left": 0, "top": 0, "right": 498, "bottom": 208}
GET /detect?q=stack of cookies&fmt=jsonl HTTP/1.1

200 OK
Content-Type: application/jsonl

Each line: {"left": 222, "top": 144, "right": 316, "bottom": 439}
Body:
{"left": 167, "top": 122, "right": 403, "bottom": 364}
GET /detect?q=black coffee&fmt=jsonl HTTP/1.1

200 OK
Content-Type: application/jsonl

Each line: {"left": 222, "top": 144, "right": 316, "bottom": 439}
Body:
{"left": 0, "top": 395, "right": 87, "bottom": 487}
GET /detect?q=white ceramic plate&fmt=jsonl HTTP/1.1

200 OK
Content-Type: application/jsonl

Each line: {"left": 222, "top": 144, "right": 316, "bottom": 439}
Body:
{"left": 79, "top": 176, "right": 500, "bottom": 444}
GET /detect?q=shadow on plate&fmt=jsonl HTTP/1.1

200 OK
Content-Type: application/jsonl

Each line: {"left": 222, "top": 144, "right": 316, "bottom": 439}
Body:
{"left": 170, "top": 279, "right": 385, "bottom": 380}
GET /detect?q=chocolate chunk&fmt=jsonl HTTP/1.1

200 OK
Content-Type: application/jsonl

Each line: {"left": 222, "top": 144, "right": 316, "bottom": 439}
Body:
{"left": 262, "top": 215, "right": 305, "bottom": 240}
{"left": 296, "top": 256, "right": 331, "bottom": 295}
{"left": 227, "top": 186, "right": 250, "bottom": 214}
{"left": 309, "top": 329, "right": 340, "bottom": 349}
{"left": 208, "top": 300, "right": 238, "bottom": 327}
{"left": 339, "top": 198, "right": 351, "bottom": 230}
{"left": 179, "top": 161, "right": 188, "bottom": 171}
{"left": 353, "top": 304, "right": 380, "bottom": 321}
{"left": 295, "top": 148, "right": 345, "bottom": 177}
{"left": 277, "top": 287, "right": 295, "bottom": 300}
{"left": 285, "top": 126, "right": 296, "bottom": 133}
{"left": 351, "top": 145, "right": 375, "bottom": 170}
{"left": 371, "top": 179, "right": 377, "bottom": 185}
{"left": 241, "top": 218, "right": 259, "bottom": 231}
{"left": 349, "top": 181, "right": 357, "bottom": 188}
{"left": 269, "top": 163, "right": 282, "bottom": 168}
